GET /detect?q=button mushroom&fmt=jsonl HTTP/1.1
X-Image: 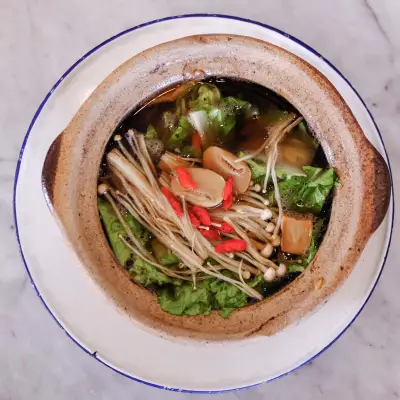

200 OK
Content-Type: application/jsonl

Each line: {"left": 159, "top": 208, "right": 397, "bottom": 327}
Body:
{"left": 158, "top": 151, "right": 192, "bottom": 173}
{"left": 170, "top": 168, "right": 225, "bottom": 208}
{"left": 281, "top": 213, "right": 313, "bottom": 255}
{"left": 203, "top": 146, "right": 251, "bottom": 194}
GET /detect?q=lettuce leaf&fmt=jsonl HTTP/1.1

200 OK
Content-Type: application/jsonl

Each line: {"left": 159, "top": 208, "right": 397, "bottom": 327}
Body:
{"left": 98, "top": 197, "right": 150, "bottom": 267}
{"left": 166, "top": 116, "right": 193, "bottom": 149}
{"left": 188, "top": 84, "right": 221, "bottom": 111}
{"left": 237, "top": 153, "right": 265, "bottom": 184}
{"left": 186, "top": 84, "right": 258, "bottom": 139}
{"left": 207, "top": 97, "right": 259, "bottom": 137}
{"left": 151, "top": 239, "right": 180, "bottom": 266}
{"left": 157, "top": 281, "right": 212, "bottom": 316}
{"left": 279, "top": 166, "right": 336, "bottom": 214}
{"left": 156, "top": 272, "right": 254, "bottom": 318}
{"left": 129, "top": 259, "right": 172, "bottom": 287}
{"left": 181, "top": 145, "right": 202, "bottom": 158}
{"left": 208, "top": 277, "right": 248, "bottom": 317}
{"left": 145, "top": 124, "right": 158, "bottom": 139}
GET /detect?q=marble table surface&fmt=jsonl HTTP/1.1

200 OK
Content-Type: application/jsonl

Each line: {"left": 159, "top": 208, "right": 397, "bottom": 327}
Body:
{"left": 2, "top": 1, "right": 399, "bottom": 399}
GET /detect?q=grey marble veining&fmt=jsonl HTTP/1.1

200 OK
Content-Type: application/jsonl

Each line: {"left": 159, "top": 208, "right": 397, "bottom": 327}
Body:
{"left": 1, "top": 0, "right": 399, "bottom": 399}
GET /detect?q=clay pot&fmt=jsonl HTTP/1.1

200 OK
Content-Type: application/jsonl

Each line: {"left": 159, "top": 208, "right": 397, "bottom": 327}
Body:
{"left": 42, "top": 34, "right": 391, "bottom": 340}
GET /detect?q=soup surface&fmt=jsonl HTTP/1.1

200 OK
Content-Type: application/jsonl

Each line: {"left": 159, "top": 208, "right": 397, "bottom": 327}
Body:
{"left": 98, "top": 78, "right": 337, "bottom": 318}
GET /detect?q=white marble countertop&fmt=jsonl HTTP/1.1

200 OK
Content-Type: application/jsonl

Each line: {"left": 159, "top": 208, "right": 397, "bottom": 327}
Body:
{"left": 1, "top": 1, "right": 399, "bottom": 399}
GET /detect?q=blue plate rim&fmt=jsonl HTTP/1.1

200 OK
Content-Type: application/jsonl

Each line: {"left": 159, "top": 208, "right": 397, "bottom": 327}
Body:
{"left": 13, "top": 13, "right": 394, "bottom": 394}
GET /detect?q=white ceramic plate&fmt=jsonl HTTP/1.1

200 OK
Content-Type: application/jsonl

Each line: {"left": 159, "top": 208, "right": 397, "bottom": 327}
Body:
{"left": 14, "top": 15, "right": 393, "bottom": 393}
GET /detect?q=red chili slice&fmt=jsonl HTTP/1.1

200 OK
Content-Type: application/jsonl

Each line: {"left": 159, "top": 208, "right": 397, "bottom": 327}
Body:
{"left": 214, "top": 239, "right": 247, "bottom": 253}
{"left": 176, "top": 167, "right": 197, "bottom": 190}
{"left": 222, "top": 176, "right": 233, "bottom": 210}
{"left": 192, "top": 133, "right": 201, "bottom": 149}
{"left": 189, "top": 212, "right": 201, "bottom": 227}
{"left": 199, "top": 227, "right": 221, "bottom": 241}
{"left": 161, "top": 187, "right": 183, "bottom": 217}
{"left": 218, "top": 222, "right": 235, "bottom": 234}
{"left": 190, "top": 205, "right": 211, "bottom": 226}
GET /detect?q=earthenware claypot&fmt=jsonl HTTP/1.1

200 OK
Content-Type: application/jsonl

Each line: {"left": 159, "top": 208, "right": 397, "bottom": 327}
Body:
{"left": 42, "top": 34, "right": 391, "bottom": 340}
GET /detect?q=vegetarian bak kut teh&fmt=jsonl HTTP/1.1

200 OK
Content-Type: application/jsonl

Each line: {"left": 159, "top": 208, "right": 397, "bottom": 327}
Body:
{"left": 97, "top": 78, "right": 337, "bottom": 318}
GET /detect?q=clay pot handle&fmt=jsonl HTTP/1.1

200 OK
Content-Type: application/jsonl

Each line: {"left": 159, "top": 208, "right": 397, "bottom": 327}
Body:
{"left": 42, "top": 131, "right": 65, "bottom": 209}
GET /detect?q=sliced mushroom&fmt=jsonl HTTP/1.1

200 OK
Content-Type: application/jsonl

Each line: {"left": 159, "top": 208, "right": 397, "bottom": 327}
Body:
{"left": 281, "top": 213, "right": 313, "bottom": 255}
{"left": 158, "top": 151, "right": 192, "bottom": 173}
{"left": 203, "top": 146, "right": 251, "bottom": 193}
{"left": 170, "top": 168, "right": 225, "bottom": 208}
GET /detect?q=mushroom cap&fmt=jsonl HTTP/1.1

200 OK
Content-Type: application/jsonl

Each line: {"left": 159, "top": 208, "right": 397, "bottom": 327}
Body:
{"left": 203, "top": 146, "right": 251, "bottom": 194}
{"left": 170, "top": 167, "right": 225, "bottom": 208}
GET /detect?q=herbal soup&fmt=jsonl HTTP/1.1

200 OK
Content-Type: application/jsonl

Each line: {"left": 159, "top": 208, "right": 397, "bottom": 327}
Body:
{"left": 98, "top": 79, "right": 337, "bottom": 318}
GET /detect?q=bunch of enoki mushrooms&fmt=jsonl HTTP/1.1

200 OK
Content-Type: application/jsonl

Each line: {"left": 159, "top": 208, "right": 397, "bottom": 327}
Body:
{"left": 98, "top": 113, "right": 302, "bottom": 301}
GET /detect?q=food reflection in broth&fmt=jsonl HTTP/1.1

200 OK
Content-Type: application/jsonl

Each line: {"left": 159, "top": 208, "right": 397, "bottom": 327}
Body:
{"left": 98, "top": 78, "right": 337, "bottom": 318}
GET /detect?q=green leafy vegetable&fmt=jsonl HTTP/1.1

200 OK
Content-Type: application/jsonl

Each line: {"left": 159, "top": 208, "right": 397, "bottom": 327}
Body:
{"left": 208, "top": 277, "right": 247, "bottom": 317}
{"left": 151, "top": 239, "right": 180, "bottom": 266}
{"left": 247, "top": 275, "right": 264, "bottom": 288}
{"left": 167, "top": 116, "right": 193, "bottom": 149}
{"left": 98, "top": 197, "right": 149, "bottom": 266}
{"left": 156, "top": 270, "right": 256, "bottom": 317}
{"left": 157, "top": 281, "right": 212, "bottom": 316}
{"left": 145, "top": 124, "right": 158, "bottom": 139}
{"left": 238, "top": 152, "right": 265, "bottom": 184}
{"left": 162, "top": 111, "right": 176, "bottom": 131}
{"left": 185, "top": 84, "right": 258, "bottom": 140}
{"left": 129, "top": 259, "right": 172, "bottom": 287}
{"left": 222, "top": 96, "right": 259, "bottom": 119}
{"left": 181, "top": 145, "right": 202, "bottom": 158}
{"left": 278, "top": 166, "right": 336, "bottom": 214}
{"left": 159, "top": 253, "right": 180, "bottom": 266}
{"left": 275, "top": 163, "right": 307, "bottom": 179}
{"left": 208, "top": 107, "right": 236, "bottom": 136}
{"left": 207, "top": 97, "right": 259, "bottom": 137}
{"left": 188, "top": 84, "right": 221, "bottom": 111}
